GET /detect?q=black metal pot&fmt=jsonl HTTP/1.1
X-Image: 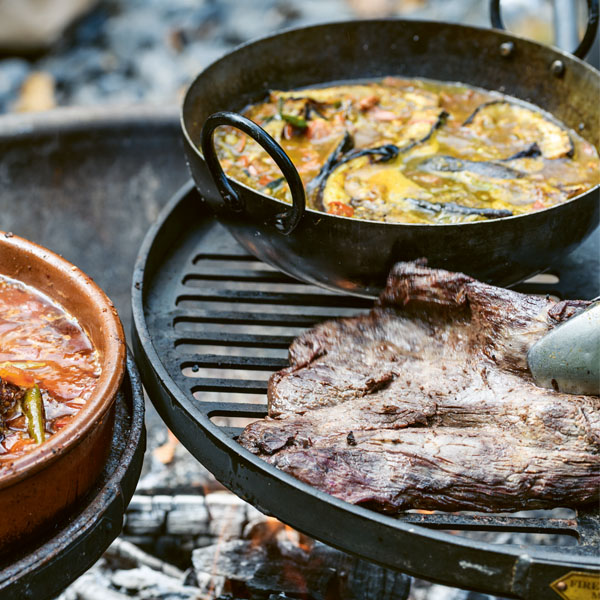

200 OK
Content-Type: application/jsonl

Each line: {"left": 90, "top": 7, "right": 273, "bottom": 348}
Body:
{"left": 182, "top": 4, "right": 600, "bottom": 297}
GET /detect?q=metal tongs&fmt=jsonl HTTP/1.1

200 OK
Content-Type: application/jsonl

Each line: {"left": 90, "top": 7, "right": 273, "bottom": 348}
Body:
{"left": 528, "top": 301, "right": 600, "bottom": 395}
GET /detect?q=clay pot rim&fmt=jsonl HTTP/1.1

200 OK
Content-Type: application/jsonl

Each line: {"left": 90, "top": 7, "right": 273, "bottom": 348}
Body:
{"left": 0, "top": 232, "right": 126, "bottom": 488}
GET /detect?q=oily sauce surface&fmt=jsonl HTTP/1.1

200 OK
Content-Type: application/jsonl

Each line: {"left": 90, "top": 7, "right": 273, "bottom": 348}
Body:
{"left": 0, "top": 275, "right": 100, "bottom": 460}
{"left": 214, "top": 77, "right": 599, "bottom": 223}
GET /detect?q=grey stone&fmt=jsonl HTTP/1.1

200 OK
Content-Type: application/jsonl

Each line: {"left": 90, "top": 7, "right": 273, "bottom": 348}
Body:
{"left": 0, "top": 58, "right": 29, "bottom": 111}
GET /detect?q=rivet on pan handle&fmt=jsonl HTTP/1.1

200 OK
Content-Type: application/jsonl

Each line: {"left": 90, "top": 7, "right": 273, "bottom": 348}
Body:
{"left": 490, "top": 0, "right": 599, "bottom": 59}
{"left": 200, "top": 111, "right": 306, "bottom": 235}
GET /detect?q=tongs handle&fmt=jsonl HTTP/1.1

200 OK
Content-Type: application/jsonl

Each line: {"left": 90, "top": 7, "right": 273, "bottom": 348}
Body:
{"left": 528, "top": 302, "right": 600, "bottom": 395}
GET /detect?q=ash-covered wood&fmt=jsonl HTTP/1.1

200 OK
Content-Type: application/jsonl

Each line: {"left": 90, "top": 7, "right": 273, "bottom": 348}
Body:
{"left": 105, "top": 538, "right": 184, "bottom": 579}
{"left": 192, "top": 519, "right": 410, "bottom": 600}
{"left": 124, "top": 491, "right": 260, "bottom": 544}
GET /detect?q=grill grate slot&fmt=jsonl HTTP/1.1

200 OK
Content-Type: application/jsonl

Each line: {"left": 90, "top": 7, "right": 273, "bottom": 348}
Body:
{"left": 192, "top": 253, "right": 266, "bottom": 264}
{"left": 176, "top": 289, "right": 372, "bottom": 307}
{"left": 175, "top": 300, "right": 368, "bottom": 316}
{"left": 181, "top": 355, "right": 288, "bottom": 370}
{"left": 184, "top": 269, "right": 287, "bottom": 281}
{"left": 395, "top": 513, "right": 578, "bottom": 534}
{"left": 175, "top": 333, "right": 294, "bottom": 348}
{"left": 177, "top": 324, "right": 306, "bottom": 338}
{"left": 187, "top": 369, "right": 273, "bottom": 383}
{"left": 190, "top": 379, "right": 269, "bottom": 394}
{"left": 177, "top": 344, "right": 288, "bottom": 359}
{"left": 183, "top": 279, "right": 326, "bottom": 293}
{"left": 202, "top": 402, "right": 268, "bottom": 417}
{"left": 190, "top": 391, "right": 267, "bottom": 404}
{"left": 173, "top": 309, "right": 345, "bottom": 327}
{"left": 513, "top": 272, "right": 562, "bottom": 298}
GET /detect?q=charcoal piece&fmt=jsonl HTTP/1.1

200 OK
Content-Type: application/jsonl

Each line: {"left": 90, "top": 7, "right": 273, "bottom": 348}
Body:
{"left": 192, "top": 537, "right": 410, "bottom": 600}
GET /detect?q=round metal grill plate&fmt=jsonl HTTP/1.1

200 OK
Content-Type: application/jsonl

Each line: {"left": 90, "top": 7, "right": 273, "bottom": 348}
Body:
{"left": 132, "top": 181, "right": 600, "bottom": 599}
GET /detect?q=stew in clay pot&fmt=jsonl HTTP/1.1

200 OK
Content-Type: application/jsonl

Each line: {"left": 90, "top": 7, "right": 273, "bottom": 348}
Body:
{"left": 0, "top": 232, "right": 125, "bottom": 554}
{"left": 0, "top": 275, "right": 101, "bottom": 460}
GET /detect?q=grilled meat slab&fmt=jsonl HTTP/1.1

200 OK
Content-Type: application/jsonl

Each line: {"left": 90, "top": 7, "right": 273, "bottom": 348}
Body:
{"left": 239, "top": 263, "right": 599, "bottom": 513}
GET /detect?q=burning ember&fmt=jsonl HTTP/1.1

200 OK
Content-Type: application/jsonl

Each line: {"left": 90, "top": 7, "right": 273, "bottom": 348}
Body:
{"left": 193, "top": 511, "right": 411, "bottom": 599}
{"left": 248, "top": 517, "right": 312, "bottom": 552}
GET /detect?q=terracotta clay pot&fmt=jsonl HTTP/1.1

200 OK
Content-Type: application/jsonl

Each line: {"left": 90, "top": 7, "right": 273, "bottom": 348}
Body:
{"left": 0, "top": 232, "right": 126, "bottom": 552}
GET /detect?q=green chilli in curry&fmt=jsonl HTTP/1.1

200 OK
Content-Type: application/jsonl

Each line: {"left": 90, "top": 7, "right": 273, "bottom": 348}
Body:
{"left": 213, "top": 77, "right": 600, "bottom": 224}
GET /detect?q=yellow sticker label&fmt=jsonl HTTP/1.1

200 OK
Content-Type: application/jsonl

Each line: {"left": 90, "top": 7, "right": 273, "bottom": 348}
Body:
{"left": 551, "top": 571, "right": 600, "bottom": 600}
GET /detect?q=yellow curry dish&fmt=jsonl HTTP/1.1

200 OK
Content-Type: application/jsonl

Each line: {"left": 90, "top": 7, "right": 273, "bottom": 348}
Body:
{"left": 214, "top": 77, "right": 600, "bottom": 224}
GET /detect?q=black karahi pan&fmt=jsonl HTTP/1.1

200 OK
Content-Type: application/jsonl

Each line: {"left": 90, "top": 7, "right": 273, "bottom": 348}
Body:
{"left": 182, "top": 1, "right": 599, "bottom": 297}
